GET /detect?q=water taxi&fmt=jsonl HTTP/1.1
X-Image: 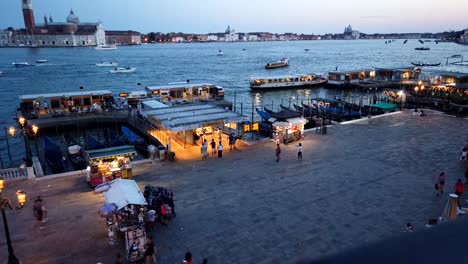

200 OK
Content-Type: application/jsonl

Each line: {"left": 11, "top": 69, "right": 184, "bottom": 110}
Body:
{"left": 96, "top": 62, "right": 118, "bottom": 67}
{"left": 95, "top": 44, "right": 117, "bottom": 50}
{"left": 249, "top": 74, "right": 327, "bottom": 90}
{"left": 109, "top": 67, "right": 136, "bottom": 74}
{"left": 12, "top": 62, "right": 33, "bottom": 67}
{"left": 36, "top": 59, "right": 48, "bottom": 64}
{"left": 265, "top": 58, "right": 289, "bottom": 69}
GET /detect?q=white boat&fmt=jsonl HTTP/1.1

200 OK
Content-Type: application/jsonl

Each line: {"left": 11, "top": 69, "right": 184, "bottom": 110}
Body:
{"left": 249, "top": 74, "right": 328, "bottom": 90}
{"left": 0, "top": 71, "right": 3, "bottom": 76}
{"left": 265, "top": 58, "right": 289, "bottom": 69}
{"left": 109, "top": 67, "right": 136, "bottom": 74}
{"left": 217, "top": 50, "right": 224, "bottom": 55}
{"left": 36, "top": 59, "right": 48, "bottom": 64}
{"left": 12, "top": 62, "right": 33, "bottom": 67}
{"left": 95, "top": 44, "right": 117, "bottom": 50}
{"left": 96, "top": 62, "right": 118, "bottom": 67}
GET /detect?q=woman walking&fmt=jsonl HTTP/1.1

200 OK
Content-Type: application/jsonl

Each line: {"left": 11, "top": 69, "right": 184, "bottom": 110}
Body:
{"left": 217, "top": 141, "right": 223, "bottom": 158}
{"left": 200, "top": 142, "right": 208, "bottom": 160}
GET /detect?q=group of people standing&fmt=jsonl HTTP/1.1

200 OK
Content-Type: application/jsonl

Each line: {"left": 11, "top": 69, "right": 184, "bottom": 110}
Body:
{"left": 200, "top": 139, "right": 226, "bottom": 160}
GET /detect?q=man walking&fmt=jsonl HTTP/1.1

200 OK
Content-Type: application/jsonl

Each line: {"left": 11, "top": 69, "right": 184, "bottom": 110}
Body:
{"left": 275, "top": 144, "right": 281, "bottom": 162}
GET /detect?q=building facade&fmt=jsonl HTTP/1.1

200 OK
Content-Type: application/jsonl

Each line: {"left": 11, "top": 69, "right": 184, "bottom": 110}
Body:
{"left": 105, "top": 30, "right": 141, "bottom": 45}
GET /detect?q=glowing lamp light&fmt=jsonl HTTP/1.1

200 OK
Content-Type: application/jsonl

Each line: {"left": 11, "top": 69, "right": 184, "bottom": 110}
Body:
{"left": 31, "top": 125, "right": 39, "bottom": 135}
{"left": 414, "top": 86, "right": 419, "bottom": 92}
{"left": 397, "top": 91, "right": 403, "bottom": 96}
{"left": 421, "top": 85, "right": 425, "bottom": 90}
{"left": 16, "top": 190, "right": 26, "bottom": 206}
{"left": 18, "top": 117, "right": 26, "bottom": 127}
{"left": 0, "top": 177, "right": 4, "bottom": 191}
{"left": 8, "top": 127, "right": 16, "bottom": 137}
{"left": 418, "top": 80, "right": 422, "bottom": 86}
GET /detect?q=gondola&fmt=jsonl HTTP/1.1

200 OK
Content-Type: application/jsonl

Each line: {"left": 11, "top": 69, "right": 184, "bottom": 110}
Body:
{"left": 255, "top": 107, "right": 271, "bottom": 120}
{"left": 121, "top": 126, "right": 145, "bottom": 145}
{"left": 42, "top": 136, "right": 65, "bottom": 173}
{"left": 411, "top": 62, "right": 441, "bottom": 67}
{"left": 87, "top": 135, "right": 105, "bottom": 150}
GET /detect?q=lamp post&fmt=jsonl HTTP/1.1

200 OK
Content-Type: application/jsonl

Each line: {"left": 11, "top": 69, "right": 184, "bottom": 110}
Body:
{"left": 8, "top": 117, "right": 39, "bottom": 166}
{"left": 0, "top": 177, "right": 27, "bottom": 264}
{"left": 414, "top": 81, "right": 425, "bottom": 111}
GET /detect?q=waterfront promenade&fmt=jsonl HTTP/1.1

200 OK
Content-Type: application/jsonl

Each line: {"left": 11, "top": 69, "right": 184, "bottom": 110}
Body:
{"left": 0, "top": 110, "right": 467, "bottom": 263}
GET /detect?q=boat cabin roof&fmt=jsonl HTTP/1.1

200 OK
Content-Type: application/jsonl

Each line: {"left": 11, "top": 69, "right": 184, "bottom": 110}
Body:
{"left": 375, "top": 66, "right": 415, "bottom": 72}
{"left": 19, "top": 90, "right": 113, "bottom": 100}
{"left": 432, "top": 71, "right": 468, "bottom": 79}
{"left": 329, "top": 69, "right": 374, "bottom": 75}
{"left": 146, "top": 83, "right": 217, "bottom": 91}
{"left": 250, "top": 74, "right": 315, "bottom": 80}
{"left": 141, "top": 100, "right": 169, "bottom": 110}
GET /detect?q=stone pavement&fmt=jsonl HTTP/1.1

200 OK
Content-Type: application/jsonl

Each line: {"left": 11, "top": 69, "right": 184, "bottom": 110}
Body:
{"left": 0, "top": 110, "right": 467, "bottom": 264}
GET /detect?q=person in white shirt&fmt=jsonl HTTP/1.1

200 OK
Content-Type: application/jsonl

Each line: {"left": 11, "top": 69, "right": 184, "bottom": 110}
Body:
{"left": 217, "top": 142, "right": 223, "bottom": 158}
{"left": 297, "top": 143, "right": 303, "bottom": 160}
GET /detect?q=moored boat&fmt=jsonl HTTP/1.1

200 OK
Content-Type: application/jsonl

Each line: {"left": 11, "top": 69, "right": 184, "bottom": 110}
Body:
{"left": 411, "top": 62, "right": 441, "bottom": 67}
{"left": 249, "top": 74, "right": 327, "bottom": 90}
{"left": 12, "top": 62, "right": 33, "bottom": 67}
{"left": 265, "top": 58, "right": 289, "bottom": 69}
{"left": 95, "top": 44, "right": 117, "bottom": 50}
{"left": 415, "top": 47, "right": 430, "bottom": 51}
{"left": 67, "top": 144, "right": 87, "bottom": 170}
{"left": 109, "top": 67, "right": 136, "bottom": 74}
{"left": 96, "top": 62, "right": 118, "bottom": 67}
{"left": 36, "top": 59, "right": 48, "bottom": 64}
{"left": 42, "top": 136, "right": 65, "bottom": 173}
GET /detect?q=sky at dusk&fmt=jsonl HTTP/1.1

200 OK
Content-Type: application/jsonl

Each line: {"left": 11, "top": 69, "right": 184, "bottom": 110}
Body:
{"left": 0, "top": 0, "right": 467, "bottom": 34}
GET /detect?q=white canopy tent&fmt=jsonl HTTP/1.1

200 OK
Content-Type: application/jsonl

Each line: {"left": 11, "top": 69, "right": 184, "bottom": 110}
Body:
{"left": 103, "top": 179, "right": 147, "bottom": 210}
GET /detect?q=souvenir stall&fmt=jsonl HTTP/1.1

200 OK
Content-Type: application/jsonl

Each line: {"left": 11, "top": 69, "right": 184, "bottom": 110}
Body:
{"left": 86, "top": 145, "right": 137, "bottom": 187}
{"left": 99, "top": 179, "right": 148, "bottom": 262}
{"left": 268, "top": 109, "right": 307, "bottom": 144}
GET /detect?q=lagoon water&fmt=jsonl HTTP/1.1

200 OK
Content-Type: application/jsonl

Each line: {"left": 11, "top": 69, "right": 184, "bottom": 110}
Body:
{"left": 0, "top": 40, "right": 467, "bottom": 162}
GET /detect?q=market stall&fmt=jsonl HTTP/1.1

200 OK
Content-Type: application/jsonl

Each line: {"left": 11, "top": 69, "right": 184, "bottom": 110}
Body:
{"left": 86, "top": 145, "right": 137, "bottom": 187}
{"left": 101, "top": 179, "right": 148, "bottom": 262}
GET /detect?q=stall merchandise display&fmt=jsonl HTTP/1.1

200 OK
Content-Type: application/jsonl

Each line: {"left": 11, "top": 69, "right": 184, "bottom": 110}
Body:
{"left": 125, "top": 226, "right": 146, "bottom": 262}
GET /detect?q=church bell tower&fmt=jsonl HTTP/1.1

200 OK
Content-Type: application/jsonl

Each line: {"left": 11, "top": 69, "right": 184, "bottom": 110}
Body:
{"left": 22, "top": 0, "right": 36, "bottom": 30}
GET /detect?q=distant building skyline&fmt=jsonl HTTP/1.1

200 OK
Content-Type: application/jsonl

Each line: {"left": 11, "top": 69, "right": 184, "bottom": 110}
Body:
{"left": 0, "top": 0, "right": 467, "bottom": 34}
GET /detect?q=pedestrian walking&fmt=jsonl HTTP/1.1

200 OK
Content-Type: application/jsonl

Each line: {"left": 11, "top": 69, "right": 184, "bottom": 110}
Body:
{"left": 455, "top": 178, "right": 464, "bottom": 208}
{"left": 160, "top": 203, "right": 168, "bottom": 225}
{"left": 144, "top": 236, "right": 157, "bottom": 264}
{"left": 33, "top": 196, "right": 43, "bottom": 223}
{"left": 436, "top": 172, "right": 445, "bottom": 196}
{"left": 168, "top": 191, "right": 176, "bottom": 217}
{"left": 210, "top": 139, "right": 216, "bottom": 157}
{"left": 275, "top": 144, "right": 281, "bottom": 162}
{"left": 115, "top": 252, "right": 123, "bottom": 264}
{"left": 183, "top": 252, "right": 193, "bottom": 264}
{"left": 146, "top": 209, "right": 156, "bottom": 230}
{"left": 200, "top": 142, "right": 208, "bottom": 160}
{"left": 217, "top": 141, "right": 223, "bottom": 158}
{"left": 229, "top": 133, "right": 234, "bottom": 150}
{"left": 297, "top": 143, "right": 303, "bottom": 160}
{"left": 275, "top": 134, "right": 280, "bottom": 145}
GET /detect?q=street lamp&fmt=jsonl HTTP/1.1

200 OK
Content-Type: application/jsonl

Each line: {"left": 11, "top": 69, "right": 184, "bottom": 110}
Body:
{"left": 8, "top": 117, "right": 39, "bottom": 166}
{"left": 0, "top": 176, "right": 27, "bottom": 264}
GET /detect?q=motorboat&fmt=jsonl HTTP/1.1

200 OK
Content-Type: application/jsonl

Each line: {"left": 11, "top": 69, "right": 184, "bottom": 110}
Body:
{"left": 304, "top": 49, "right": 310, "bottom": 51}
{"left": 12, "top": 62, "right": 33, "bottom": 67}
{"left": 217, "top": 50, "right": 224, "bottom": 55}
{"left": 415, "top": 47, "right": 430, "bottom": 51}
{"left": 96, "top": 62, "right": 118, "bottom": 67}
{"left": 250, "top": 73, "right": 327, "bottom": 90}
{"left": 411, "top": 62, "right": 441, "bottom": 67}
{"left": 95, "top": 44, "right": 117, "bottom": 50}
{"left": 36, "top": 59, "right": 48, "bottom": 64}
{"left": 265, "top": 58, "right": 289, "bottom": 69}
{"left": 109, "top": 67, "right": 136, "bottom": 73}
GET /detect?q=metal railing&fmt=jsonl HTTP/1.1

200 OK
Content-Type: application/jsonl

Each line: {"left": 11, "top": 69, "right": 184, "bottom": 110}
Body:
{"left": 0, "top": 168, "right": 28, "bottom": 181}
